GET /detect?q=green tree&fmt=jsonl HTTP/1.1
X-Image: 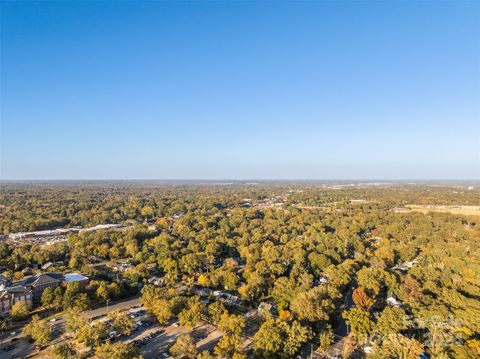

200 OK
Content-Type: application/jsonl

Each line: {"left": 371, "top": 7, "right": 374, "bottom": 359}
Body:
{"left": 96, "top": 341, "right": 138, "bottom": 359}
{"left": 218, "top": 311, "right": 245, "bottom": 337}
{"left": 75, "top": 322, "right": 109, "bottom": 348}
{"left": 196, "top": 351, "right": 215, "bottom": 359}
{"left": 108, "top": 282, "right": 122, "bottom": 299}
{"left": 318, "top": 325, "right": 334, "bottom": 353}
{"left": 23, "top": 315, "right": 52, "bottom": 347}
{"left": 65, "top": 308, "right": 85, "bottom": 334}
{"left": 170, "top": 334, "right": 197, "bottom": 359}
{"left": 163, "top": 258, "right": 179, "bottom": 285}
{"left": 63, "top": 281, "right": 84, "bottom": 309}
{"left": 308, "top": 252, "right": 332, "bottom": 277}
{"left": 96, "top": 281, "right": 110, "bottom": 302}
{"left": 108, "top": 310, "right": 135, "bottom": 336}
{"left": 53, "top": 287, "right": 64, "bottom": 309}
{"left": 290, "top": 286, "right": 335, "bottom": 322}
{"left": 342, "top": 307, "right": 374, "bottom": 339}
{"left": 284, "top": 321, "right": 312, "bottom": 357}
{"left": 151, "top": 298, "right": 174, "bottom": 324}
{"left": 253, "top": 319, "right": 311, "bottom": 358}
{"left": 11, "top": 301, "right": 30, "bottom": 320}
{"left": 214, "top": 334, "right": 245, "bottom": 359}
{"left": 375, "top": 307, "right": 409, "bottom": 335}
{"left": 41, "top": 287, "right": 54, "bottom": 308}
{"left": 179, "top": 296, "right": 205, "bottom": 328}
{"left": 141, "top": 205, "right": 155, "bottom": 220}
{"left": 52, "top": 343, "right": 77, "bottom": 359}
{"left": 70, "top": 293, "right": 89, "bottom": 312}
{"left": 357, "top": 267, "right": 395, "bottom": 297}
{"left": 222, "top": 270, "right": 239, "bottom": 290}
{"left": 372, "top": 334, "right": 424, "bottom": 359}
{"left": 207, "top": 301, "right": 226, "bottom": 324}
{"left": 253, "top": 319, "right": 285, "bottom": 358}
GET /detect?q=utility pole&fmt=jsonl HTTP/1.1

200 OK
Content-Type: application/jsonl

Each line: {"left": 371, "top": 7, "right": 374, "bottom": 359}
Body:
{"left": 106, "top": 299, "right": 110, "bottom": 315}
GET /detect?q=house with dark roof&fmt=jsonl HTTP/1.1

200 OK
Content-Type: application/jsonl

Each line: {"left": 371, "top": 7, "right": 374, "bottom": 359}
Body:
{"left": 20, "top": 273, "right": 63, "bottom": 301}
{"left": 0, "top": 274, "right": 10, "bottom": 290}
{"left": 0, "top": 286, "right": 32, "bottom": 317}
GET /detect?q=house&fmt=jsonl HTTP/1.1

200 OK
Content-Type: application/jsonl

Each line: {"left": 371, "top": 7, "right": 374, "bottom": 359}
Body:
{"left": 147, "top": 276, "right": 164, "bottom": 287}
{"left": 225, "top": 294, "right": 240, "bottom": 305}
{"left": 174, "top": 284, "right": 189, "bottom": 294}
{"left": 20, "top": 273, "right": 63, "bottom": 301}
{"left": 196, "top": 288, "right": 212, "bottom": 297}
{"left": 258, "top": 302, "right": 276, "bottom": 316}
{"left": 315, "top": 275, "right": 329, "bottom": 286}
{"left": 244, "top": 309, "right": 257, "bottom": 319}
{"left": 0, "top": 275, "right": 11, "bottom": 290}
{"left": 363, "top": 346, "right": 373, "bottom": 354}
{"left": 0, "top": 286, "right": 33, "bottom": 317}
{"left": 147, "top": 225, "right": 158, "bottom": 232}
{"left": 21, "top": 267, "right": 33, "bottom": 276}
{"left": 146, "top": 263, "right": 158, "bottom": 272}
{"left": 386, "top": 295, "right": 402, "bottom": 307}
{"left": 113, "top": 263, "right": 134, "bottom": 273}
{"left": 63, "top": 273, "right": 89, "bottom": 287}
{"left": 393, "top": 259, "right": 418, "bottom": 272}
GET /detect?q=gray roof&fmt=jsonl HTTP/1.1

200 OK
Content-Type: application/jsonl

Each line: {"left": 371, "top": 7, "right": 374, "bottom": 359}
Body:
{"left": 5, "top": 286, "right": 32, "bottom": 296}
{"left": 21, "top": 273, "right": 63, "bottom": 287}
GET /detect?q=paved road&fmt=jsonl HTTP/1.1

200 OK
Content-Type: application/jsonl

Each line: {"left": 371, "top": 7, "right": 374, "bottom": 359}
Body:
{"left": 82, "top": 297, "right": 142, "bottom": 319}
{"left": 320, "top": 286, "right": 355, "bottom": 358}
{"left": 334, "top": 286, "right": 354, "bottom": 337}
{"left": 0, "top": 336, "right": 35, "bottom": 359}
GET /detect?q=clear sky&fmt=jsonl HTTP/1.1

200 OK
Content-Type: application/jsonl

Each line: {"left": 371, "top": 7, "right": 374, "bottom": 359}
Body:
{"left": 1, "top": 1, "right": 479, "bottom": 180}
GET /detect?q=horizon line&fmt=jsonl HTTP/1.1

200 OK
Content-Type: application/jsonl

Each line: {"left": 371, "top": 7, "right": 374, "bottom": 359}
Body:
{"left": 1, "top": 179, "right": 479, "bottom": 183}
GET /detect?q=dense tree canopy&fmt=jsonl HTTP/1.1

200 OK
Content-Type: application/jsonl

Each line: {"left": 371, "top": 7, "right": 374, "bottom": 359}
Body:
{"left": 0, "top": 182, "right": 479, "bottom": 358}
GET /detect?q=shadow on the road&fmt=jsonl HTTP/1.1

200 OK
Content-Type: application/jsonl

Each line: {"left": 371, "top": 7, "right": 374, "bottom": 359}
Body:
{"left": 196, "top": 335, "right": 222, "bottom": 354}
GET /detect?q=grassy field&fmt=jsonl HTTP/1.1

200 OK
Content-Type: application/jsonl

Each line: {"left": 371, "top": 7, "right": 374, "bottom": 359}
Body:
{"left": 397, "top": 204, "right": 480, "bottom": 216}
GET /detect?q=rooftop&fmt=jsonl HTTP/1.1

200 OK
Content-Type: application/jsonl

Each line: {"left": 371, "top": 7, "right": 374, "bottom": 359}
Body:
{"left": 64, "top": 273, "right": 88, "bottom": 282}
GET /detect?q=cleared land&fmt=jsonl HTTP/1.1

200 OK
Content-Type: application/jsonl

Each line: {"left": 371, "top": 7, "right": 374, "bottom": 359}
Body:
{"left": 396, "top": 204, "right": 480, "bottom": 216}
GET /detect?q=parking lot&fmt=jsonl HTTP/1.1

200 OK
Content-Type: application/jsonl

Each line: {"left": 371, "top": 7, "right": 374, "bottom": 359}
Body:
{"left": 0, "top": 299, "right": 243, "bottom": 359}
{"left": 123, "top": 316, "right": 223, "bottom": 359}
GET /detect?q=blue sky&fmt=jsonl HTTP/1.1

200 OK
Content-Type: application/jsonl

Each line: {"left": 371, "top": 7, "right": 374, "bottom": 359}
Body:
{"left": 1, "top": 1, "right": 479, "bottom": 180}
